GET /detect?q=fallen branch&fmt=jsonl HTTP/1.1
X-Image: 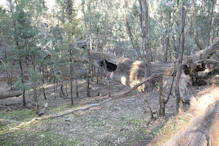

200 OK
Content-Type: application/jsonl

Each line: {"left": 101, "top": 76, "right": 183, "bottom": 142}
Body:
{"left": 26, "top": 97, "right": 113, "bottom": 123}
{"left": 21, "top": 74, "right": 160, "bottom": 123}
{"left": 0, "top": 90, "right": 22, "bottom": 99}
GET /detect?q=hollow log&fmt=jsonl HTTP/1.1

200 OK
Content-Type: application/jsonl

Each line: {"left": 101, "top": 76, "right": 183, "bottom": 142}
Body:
{"left": 0, "top": 90, "right": 22, "bottom": 99}
{"left": 90, "top": 38, "right": 219, "bottom": 92}
{"left": 90, "top": 51, "right": 174, "bottom": 92}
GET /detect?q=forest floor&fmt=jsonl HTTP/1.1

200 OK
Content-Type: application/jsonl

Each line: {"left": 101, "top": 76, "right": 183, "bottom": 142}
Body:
{"left": 0, "top": 76, "right": 206, "bottom": 146}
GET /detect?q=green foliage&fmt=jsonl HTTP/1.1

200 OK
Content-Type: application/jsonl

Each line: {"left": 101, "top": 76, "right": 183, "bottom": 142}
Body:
{"left": 28, "top": 66, "right": 42, "bottom": 88}
{"left": 0, "top": 0, "right": 218, "bottom": 64}
{"left": 14, "top": 78, "right": 25, "bottom": 89}
{"left": 0, "top": 7, "right": 9, "bottom": 38}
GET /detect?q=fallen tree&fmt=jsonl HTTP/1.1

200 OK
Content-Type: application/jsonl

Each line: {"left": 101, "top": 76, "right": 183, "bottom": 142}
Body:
{"left": 1, "top": 39, "right": 217, "bottom": 100}
{"left": 164, "top": 101, "right": 219, "bottom": 146}
{"left": 0, "top": 90, "right": 22, "bottom": 99}
{"left": 149, "top": 86, "right": 219, "bottom": 146}
{"left": 89, "top": 38, "right": 219, "bottom": 146}
{"left": 90, "top": 38, "right": 219, "bottom": 93}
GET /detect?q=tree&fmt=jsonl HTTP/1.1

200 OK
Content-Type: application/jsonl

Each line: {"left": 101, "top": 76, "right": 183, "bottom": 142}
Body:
{"left": 10, "top": 0, "right": 40, "bottom": 107}
{"left": 55, "top": 0, "right": 80, "bottom": 105}
{"left": 192, "top": 0, "right": 204, "bottom": 50}
{"left": 174, "top": 1, "right": 186, "bottom": 113}
{"left": 139, "top": 0, "right": 152, "bottom": 77}
{"left": 139, "top": 0, "right": 155, "bottom": 119}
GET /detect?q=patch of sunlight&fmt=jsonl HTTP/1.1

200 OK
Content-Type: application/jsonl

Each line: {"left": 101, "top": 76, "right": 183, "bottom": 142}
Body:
{"left": 48, "top": 103, "right": 88, "bottom": 113}
{"left": 193, "top": 87, "right": 219, "bottom": 113}
{"left": 121, "top": 76, "right": 127, "bottom": 86}
{"left": 43, "top": 83, "right": 57, "bottom": 88}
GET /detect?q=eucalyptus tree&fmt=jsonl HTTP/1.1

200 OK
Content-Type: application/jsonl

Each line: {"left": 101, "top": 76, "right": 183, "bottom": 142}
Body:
{"left": 9, "top": 0, "right": 42, "bottom": 107}
{"left": 55, "top": 0, "right": 80, "bottom": 105}
{"left": 0, "top": 7, "right": 14, "bottom": 88}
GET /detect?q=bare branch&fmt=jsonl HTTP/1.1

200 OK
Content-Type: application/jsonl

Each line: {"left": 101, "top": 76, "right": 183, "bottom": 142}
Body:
{"left": 16, "top": 74, "right": 160, "bottom": 123}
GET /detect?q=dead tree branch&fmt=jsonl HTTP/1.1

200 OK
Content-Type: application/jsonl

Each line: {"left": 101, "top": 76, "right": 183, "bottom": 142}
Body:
{"left": 16, "top": 74, "right": 160, "bottom": 123}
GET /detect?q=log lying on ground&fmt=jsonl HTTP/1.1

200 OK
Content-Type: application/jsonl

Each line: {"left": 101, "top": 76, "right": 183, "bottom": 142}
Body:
{"left": 0, "top": 90, "right": 22, "bottom": 99}
{"left": 90, "top": 51, "right": 174, "bottom": 92}
{"left": 161, "top": 87, "right": 219, "bottom": 146}
{"left": 90, "top": 38, "right": 219, "bottom": 92}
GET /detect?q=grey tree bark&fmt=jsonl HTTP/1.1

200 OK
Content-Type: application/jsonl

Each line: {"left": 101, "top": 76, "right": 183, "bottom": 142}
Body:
{"left": 175, "top": 2, "right": 186, "bottom": 113}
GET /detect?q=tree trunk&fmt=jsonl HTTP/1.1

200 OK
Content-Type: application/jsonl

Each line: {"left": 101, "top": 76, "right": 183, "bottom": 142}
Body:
{"left": 123, "top": 0, "right": 141, "bottom": 59}
{"left": 207, "top": 0, "right": 216, "bottom": 46}
{"left": 52, "top": 67, "right": 57, "bottom": 99}
{"left": 87, "top": 37, "right": 92, "bottom": 97}
{"left": 139, "top": 0, "right": 154, "bottom": 119}
{"left": 17, "top": 42, "right": 26, "bottom": 107}
{"left": 32, "top": 54, "right": 39, "bottom": 114}
{"left": 159, "top": 76, "right": 165, "bottom": 116}
{"left": 69, "top": 37, "right": 74, "bottom": 104}
{"left": 3, "top": 47, "right": 13, "bottom": 88}
{"left": 164, "top": 11, "right": 171, "bottom": 62}
{"left": 74, "top": 71, "right": 79, "bottom": 98}
{"left": 144, "top": 95, "right": 154, "bottom": 120}
{"left": 175, "top": 2, "right": 186, "bottom": 113}
{"left": 162, "top": 87, "right": 219, "bottom": 146}
{"left": 139, "top": 0, "right": 152, "bottom": 77}
{"left": 41, "top": 66, "right": 47, "bottom": 100}
{"left": 192, "top": 0, "right": 204, "bottom": 50}
{"left": 59, "top": 83, "right": 65, "bottom": 97}
{"left": 0, "top": 90, "right": 22, "bottom": 99}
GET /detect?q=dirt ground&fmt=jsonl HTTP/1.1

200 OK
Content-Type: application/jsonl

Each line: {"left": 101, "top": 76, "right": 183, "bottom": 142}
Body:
{"left": 0, "top": 76, "right": 206, "bottom": 146}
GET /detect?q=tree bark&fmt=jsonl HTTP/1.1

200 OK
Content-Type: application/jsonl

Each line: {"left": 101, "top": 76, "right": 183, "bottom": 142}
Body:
{"left": 69, "top": 36, "right": 74, "bottom": 105}
{"left": 164, "top": 11, "right": 171, "bottom": 62}
{"left": 162, "top": 86, "right": 219, "bottom": 146}
{"left": 175, "top": 2, "right": 186, "bottom": 113}
{"left": 207, "top": 0, "right": 216, "bottom": 46}
{"left": 123, "top": 0, "right": 141, "bottom": 59}
{"left": 87, "top": 37, "right": 92, "bottom": 97}
{"left": 75, "top": 78, "right": 79, "bottom": 98}
{"left": 139, "top": 0, "right": 152, "bottom": 77}
{"left": 159, "top": 76, "right": 165, "bottom": 116}
{"left": 41, "top": 66, "right": 47, "bottom": 100}
{"left": 0, "top": 90, "right": 22, "bottom": 99}
{"left": 18, "top": 49, "right": 26, "bottom": 107}
{"left": 90, "top": 37, "right": 219, "bottom": 94}
{"left": 32, "top": 54, "right": 39, "bottom": 114}
{"left": 192, "top": 0, "right": 204, "bottom": 50}
{"left": 143, "top": 95, "right": 154, "bottom": 120}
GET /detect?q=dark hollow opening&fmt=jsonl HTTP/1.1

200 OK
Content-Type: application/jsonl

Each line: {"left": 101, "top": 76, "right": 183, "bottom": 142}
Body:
{"left": 99, "top": 60, "right": 117, "bottom": 72}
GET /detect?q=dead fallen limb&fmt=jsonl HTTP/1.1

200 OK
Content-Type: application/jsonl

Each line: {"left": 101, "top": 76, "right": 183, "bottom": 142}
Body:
{"left": 26, "top": 97, "right": 113, "bottom": 123}
{"left": 24, "top": 74, "right": 160, "bottom": 123}
{"left": 0, "top": 90, "right": 22, "bottom": 99}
